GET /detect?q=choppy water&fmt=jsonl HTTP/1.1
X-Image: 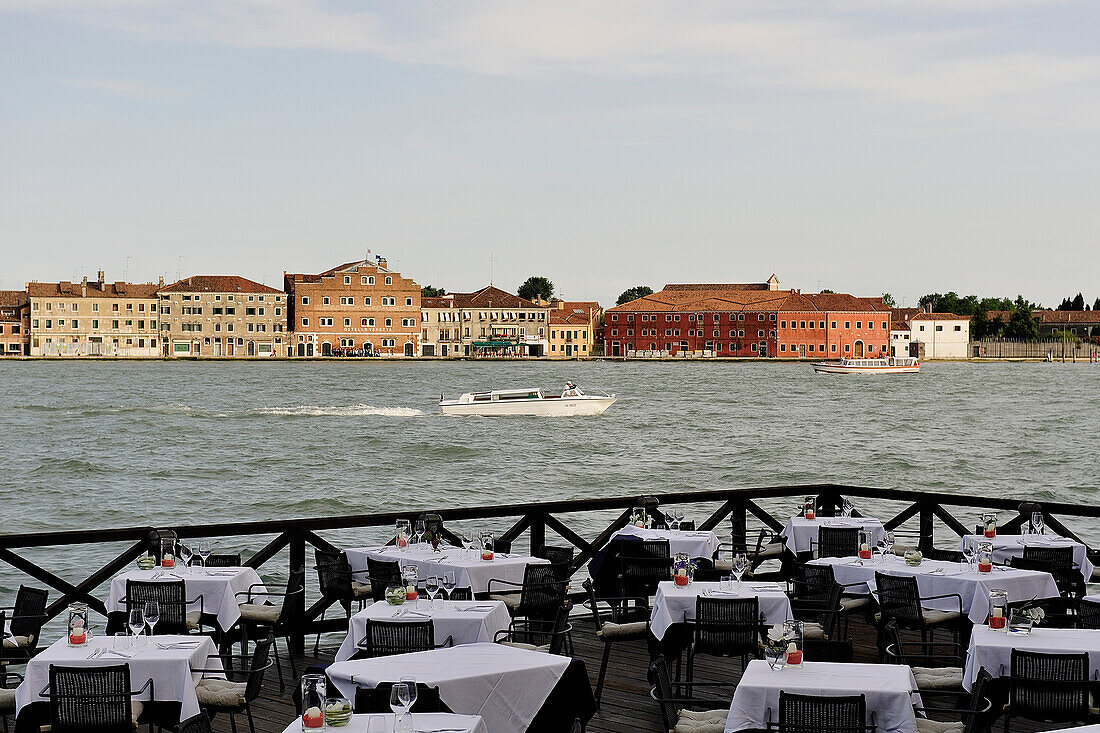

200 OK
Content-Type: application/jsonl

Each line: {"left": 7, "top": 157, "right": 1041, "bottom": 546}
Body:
{"left": 1, "top": 360, "right": 1098, "bottom": 598}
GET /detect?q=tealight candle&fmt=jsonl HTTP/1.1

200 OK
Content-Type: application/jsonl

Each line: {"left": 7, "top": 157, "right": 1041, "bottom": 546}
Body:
{"left": 405, "top": 585, "right": 418, "bottom": 601}
{"left": 302, "top": 706, "right": 324, "bottom": 729}
{"left": 858, "top": 542, "right": 872, "bottom": 560}
{"left": 68, "top": 628, "right": 87, "bottom": 645}
{"left": 785, "top": 641, "right": 802, "bottom": 666}
{"left": 481, "top": 550, "right": 494, "bottom": 561}
{"left": 984, "top": 526, "right": 996, "bottom": 538}
{"left": 990, "top": 607, "right": 1006, "bottom": 629}
{"left": 978, "top": 560, "right": 992, "bottom": 573}
{"left": 161, "top": 554, "right": 175, "bottom": 569}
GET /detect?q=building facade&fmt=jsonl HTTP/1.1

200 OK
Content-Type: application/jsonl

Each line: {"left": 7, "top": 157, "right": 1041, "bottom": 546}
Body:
{"left": 546, "top": 300, "right": 602, "bottom": 357}
{"left": 905, "top": 312, "right": 970, "bottom": 359}
{"left": 27, "top": 274, "right": 160, "bottom": 356}
{"left": 420, "top": 286, "right": 550, "bottom": 357}
{"left": 285, "top": 257, "right": 420, "bottom": 357}
{"left": 0, "top": 290, "right": 29, "bottom": 356}
{"left": 158, "top": 276, "right": 287, "bottom": 357}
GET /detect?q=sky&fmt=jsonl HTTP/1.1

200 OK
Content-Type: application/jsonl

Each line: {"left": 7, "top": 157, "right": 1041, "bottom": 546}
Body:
{"left": 1, "top": 1, "right": 1098, "bottom": 308}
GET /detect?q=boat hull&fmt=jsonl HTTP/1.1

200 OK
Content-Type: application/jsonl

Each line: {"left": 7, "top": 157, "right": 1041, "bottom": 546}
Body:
{"left": 811, "top": 363, "right": 920, "bottom": 374}
{"left": 440, "top": 396, "right": 617, "bottom": 416}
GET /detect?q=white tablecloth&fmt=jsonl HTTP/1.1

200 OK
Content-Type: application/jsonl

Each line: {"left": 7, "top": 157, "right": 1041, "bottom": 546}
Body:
{"left": 327, "top": 642, "right": 570, "bottom": 733}
{"left": 726, "top": 660, "right": 921, "bottom": 733}
{"left": 780, "top": 517, "right": 885, "bottom": 555}
{"left": 650, "top": 581, "right": 793, "bottom": 640}
{"left": 17, "top": 635, "right": 222, "bottom": 722}
{"left": 811, "top": 557, "right": 1060, "bottom": 624}
{"left": 278, "top": 713, "right": 488, "bottom": 733}
{"left": 1042, "top": 726, "right": 1100, "bottom": 732}
{"left": 108, "top": 567, "right": 265, "bottom": 632}
{"left": 346, "top": 546, "right": 549, "bottom": 595}
{"left": 961, "top": 534, "right": 1094, "bottom": 580}
{"left": 963, "top": 625, "right": 1100, "bottom": 690}
{"left": 611, "top": 525, "right": 721, "bottom": 560}
{"left": 335, "top": 600, "right": 512, "bottom": 662}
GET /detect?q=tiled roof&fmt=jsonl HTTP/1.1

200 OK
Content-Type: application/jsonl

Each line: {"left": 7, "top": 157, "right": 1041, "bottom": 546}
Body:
{"left": 421, "top": 296, "right": 454, "bottom": 309}
{"left": 450, "top": 286, "right": 541, "bottom": 309}
{"left": 608, "top": 287, "right": 794, "bottom": 313}
{"left": 27, "top": 281, "right": 160, "bottom": 299}
{"left": 550, "top": 300, "right": 600, "bottom": 324}
{"left": 909, "top": 312, "right": 971, "bottom": 321}
{"left": 0, "top": 290, "right": 28, "bottom": 307}
{"left": 1038, "top": 310, "right": 1100, "bottom": 324}
{"left": 664, "top": 283, "right": 773, "bottom": 292}
{"left": 160, "top": 275, "right": 282, "bottom": 294}
{"left": 286, "top": 258, "right": 396, "bottom": 285}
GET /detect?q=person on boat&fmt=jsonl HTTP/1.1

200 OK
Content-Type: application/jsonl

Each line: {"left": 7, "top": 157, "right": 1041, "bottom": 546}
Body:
{"left": 563, "top": 381, "right": 580, "bottom": 397}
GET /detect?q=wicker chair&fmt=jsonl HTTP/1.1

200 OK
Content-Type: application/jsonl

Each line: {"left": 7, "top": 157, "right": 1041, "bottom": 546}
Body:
{"left": 536, "top": 545, "right": 575, "bottom": 582}
{"left": 617, "top": 539, "right": 672, "bottom": 598}
{"left": 493, "top": 539, "right": 513, "bottom": 554}
{"left": 687, "top": 596, "right": 762, "bottom": 688}
{"left": 768, "top": 691, "right": 875, "bottom": 733}
{"left": 0, "top": 585, "right": 48, "bottom": 660}
{"left": 234, "top": 567, "right": 305, "bottom": 691}
{"left": 1003, "top": 649, "right": 1096, "bottom": 730}
{"left": 1077, "top": 598, "right": 1100, "bottom": 629}
{"left": 881, "top": 619, "right": 965, "bottom": 693}
{"left": 357, "top": 619, "right": 451, "bottom": 658}
{"left": 178, "top": 711, "right": 214, "bottom": 733}
{"left": 353, "top": 683, "right": 450, "bottom": 714}
{"left": 1021, "top": 546, "right": 1084, "bottom": 598}
{"left": 582, "top": 578, "right": 650, "bottom": 708}
{"left": 494, "top": 602, "right": 572, "bottom": 654}
{"left": 790, "top": 562, "right": 864, "bottom": 639}
{"left": 912, "top": 667, "right": 993, "bottom": 733}
{"left": 202, "top": 553, "right": 242, "bottom": 568}
{"left": 313, "top": 549, "right": 370, "bottom": 654}
{"left": 804, "top": 638, "right": 854, "bottom": 663}
{"left": 873, "top": 572, "right": 963, "bottom": 646}
{"left": 813, "top": 527, "right": 859, "bottom": 559}
{"left": 365, "top": 557, "right": 402, "bottom": 602}
{"left": 1, "top": 665, "right": 21, "bottom": 733}
{"left": 447, "top": 587, "right": 473, "bottom": 601}
{"left": 487, "top": 564, "right": 567, "bottom": 621}
{"left": 647, "top": 655, "right": 733, "bottom": 733}
{"left": 45, "top": 664, "right": 151, "bottom": 733}
{"left": 125, "top": 579, "right": 203, "bottom": 634}
{"left": 193, "top": 634, "right": 274, "bottom": 733}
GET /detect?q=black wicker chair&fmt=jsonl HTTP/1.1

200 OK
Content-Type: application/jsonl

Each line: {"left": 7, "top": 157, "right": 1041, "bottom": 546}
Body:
{"left": 313, "top": 549, "right": 370, "bottom": 654}
{"left": 202, "top": 553, "right": 242, "bottom": 568}
{"left": 536, "top": 545, "right": 575, "bottom": 582}
{"left": 493, "top": 539, "right": 513, "bottom": 554}
{"left": 1003, "top": 649, "right": 1095, "bottom": 730}
{"left": 911, "top": 667, "right": 993, "bottom": 733}
{"left": 1021, "top": 546, "right": 1084, "bottom": 598}
{"left": 357, "top": 619, "right": 451, "bottom": 658}
{"left": 494, "top": 601, "right": 572, "bottom": 655}
{"left": 447, "top": 587, "right": 473, "bottom": 601}
{"left": 353, "top": 683, "right": 451, "bottom": 714}
{"left": 234, "top": 566, "right": 305, "bottom": 691}
{"left": 881, "top": 619, "right": 965, "bottom": 693}
{"left": 582, "top": 578, "right": 650, "bottom": 708}
{"left": 687, "top": 596, "right": 763, "bottom": 688}
{"left": 487, "top": 564, "right": 567, "bottom": 621}
{"left": 365, "top": 557, "right": 403, "bottom": 603}
{"left": 647, "top": 656, "right": 733, "bottom": 733}
{"left": 1077, "top": 598, "right": 1100, "bottom": 629}
{"left": 804, "top": 638, "right": 854, "bottom": 663}
{"left": 125, "top": 579, "right": 203, "bottom": 634}
{"left": 873, "top": 572, "right": 963, "bottom": 647}
{"left": 0, "top": 585, "right": 48, "bottom": 660}
{"left": 768, "top": 691, "right": 875, "bottom": 732}
{"left": 44, "top": 664, "right": 152, "bottom": 733}
{"left": 790, "top": 563, "right": 861, "bottom": 639}
{"left": 617, "top": 539, "right": 672, "bottom": 598}
{"left": 193, "top": 634, "right": 274, "bottom": 733}
{"left": 1, "top": 665, "right": 21, "bottom": 733}
{"left": 812, "top": 527, "right": 859, "bottom": 559}
{"left": 178, "top": 711, "right": 214, "bottom": 733}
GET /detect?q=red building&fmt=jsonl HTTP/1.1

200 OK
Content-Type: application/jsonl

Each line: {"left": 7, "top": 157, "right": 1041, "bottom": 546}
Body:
{"left": 0, "top": 290, "right": 29, "bottom": 356}
{"left": 605, "top": 279, "right": 890, "bottom": 358}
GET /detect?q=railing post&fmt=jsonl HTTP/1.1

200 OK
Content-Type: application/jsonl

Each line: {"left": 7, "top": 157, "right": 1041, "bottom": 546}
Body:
{"left": 288, "top": 529, "right": 306, "bottom": 654}
{"left": 529, "top": 511, "right": 546, "bottom": 557}
{"left": 730, "top": 500, "right": 747, "bottom": 550}
{"left": 918, "top": 501, "right": 934, "bottom": 555}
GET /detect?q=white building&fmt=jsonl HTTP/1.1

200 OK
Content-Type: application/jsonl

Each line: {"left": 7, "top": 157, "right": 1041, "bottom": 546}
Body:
{"left": 895, "top": 312, "right": 970, "bottom": 359}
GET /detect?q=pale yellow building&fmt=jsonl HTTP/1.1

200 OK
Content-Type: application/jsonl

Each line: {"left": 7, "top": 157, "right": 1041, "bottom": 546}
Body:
{"left": 27, "top": 273, "right": 160, "bottom": 356}
{"left": 158, "top": 275, "right": 288, "bottom": 357}
{"left": 420, "top": 286, "right": 550, "bottom": 357}
{"left": 546, "top": 300, "right": 602, "bottom": 357}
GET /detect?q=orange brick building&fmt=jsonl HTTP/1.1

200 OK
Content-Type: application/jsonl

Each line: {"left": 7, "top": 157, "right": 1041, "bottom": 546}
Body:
{"left": 285, "top": 256, "right": 421, "bottom": 357}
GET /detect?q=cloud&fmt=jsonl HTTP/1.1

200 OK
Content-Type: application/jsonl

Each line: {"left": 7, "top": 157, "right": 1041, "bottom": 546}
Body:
{"left": 61, "top": 77, "right": 186, "bottom": 101}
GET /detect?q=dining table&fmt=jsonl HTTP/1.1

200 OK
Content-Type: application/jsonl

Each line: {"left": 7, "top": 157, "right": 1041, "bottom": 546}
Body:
{"left": 963, "top": 625, "right": 1100, "bottom": 690}
{"left": 345, "top": 545, "right": 548, "bottom": 596}
{"left": 610, "top": 525, "right": 721, "bottom": 561}
{"left": 335, "top": 600, "right": 512, "bottom": 662}
{"left": 810, "top": 556, "right": 1060, "bottom": 625}
{"left": 326, "top": 642, "right": 595, "bottom": 733}
{"left": 725, "top": 660, "right": 922, "bottom": 733}
{"left": 278, "top": 713, "right": 489, "bottom": 732}
{"left": 960, "top": 534, "right": 1094, "bottom": 580}
{"left": 107, "top": 566, "right": 266, "bottom": 632}
{"left": 780, "top": 516, "right": 885, "bottom": 555}
{"left": 649, "top": 580, "right": 793, "bottom": 641}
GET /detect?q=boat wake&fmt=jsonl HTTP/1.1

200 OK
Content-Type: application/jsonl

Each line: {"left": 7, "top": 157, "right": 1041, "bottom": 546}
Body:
{"left": 254, "top": 404, "right": 423, "bottom": 417}
{"left": 16, "top": 403, "right": 423, "bottom": 418}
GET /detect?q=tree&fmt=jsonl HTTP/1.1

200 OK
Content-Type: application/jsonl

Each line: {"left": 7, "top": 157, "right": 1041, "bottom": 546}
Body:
{"left": 517, "top": 276, "right": 554, "bottom": 302}
{"left": 616, "top": 285, "right": 654, "bottom": 306}
{"left": 820, "top": 289, "right": 835, "bottom": 294}
{"left": 1073, "top": 293, "right": 1085, "bottom": 311}
{"left": 881, "top": 293, "right": 896, "bottom": 308}
{"left": 1094, "top": 298, "right": 1100, "bottom": 312}
{"left": 1003, "top": 309, "right": 1040, "bottom": 340}
{"left": 421, "top": 285, "right": 447, "bottom": 297}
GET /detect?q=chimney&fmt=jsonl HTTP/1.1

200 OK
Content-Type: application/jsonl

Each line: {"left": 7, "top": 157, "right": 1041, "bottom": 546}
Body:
{"left": 158, "top": 276, "right": 164, "bottom": 287}
{"left": 377, "top": 257, "right": 388, "bottom": 269}
{"left": 81, "top": 276, "right": 87, "bottom": 297}
{"left": 97, "top": 270, "right": 105, "bottom": 284}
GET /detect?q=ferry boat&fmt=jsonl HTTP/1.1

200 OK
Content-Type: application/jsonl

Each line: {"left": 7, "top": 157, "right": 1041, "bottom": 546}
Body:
{"left": 811, "top": 356, "right": 920, "bottom": 375}
{"left": 439, "top": 384, "right": 617, "bottom": 416}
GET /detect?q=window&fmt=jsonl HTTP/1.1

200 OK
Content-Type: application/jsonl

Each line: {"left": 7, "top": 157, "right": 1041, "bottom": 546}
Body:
{"left": 819, "top": 321, "right": 825, "bottom": 329}
{"left": 882, "top": 322, "right": 888, "bottom": 330}
{"left": 322, "top": 297, "right": 330, "bottom": 305}
{"left": 362, "top": 318, "right": 369, "bottom": 327}
{"left": 344, "top": 276, "right": 351, "bottom": 284}
{"left": 919, "top": 325, "right": 926, "bottom": 332}
{"left": 780, "top": 344, "right": 787, "bottom": 352}
{"left": 302, "top": 318, "right": 309, "bottom": 327}
{"left": 385, "top": 276, "right": 392, "bottom": 285}
{"left": 845, "top": 321, "right": 850, "bottom": 329}
{"left": 831, "top": 344, "right": 837, "bottom": 352}
{"left": 936, "top": 325, "right": 943, "bottom": 331}
{"left": 246, "top": 307, "right": 256, "bottom": 316}
{"left": 800, "top": 321, "right": 806, "bottom": 329}
{"left": 758, "top": 330, "right": 764, "bottom": 338}
{"left": 406, "top": 298, "right": 413, "bottom": 306}
{"left": 856, "top": 321, "right": 863, "bottom": 329}
{"left": 770, "top": 314, "right": 776, "bottom": 321}
{"left": 301, "top": 296, "right": 309, "bottom": 305}
{"left": 808, "top": 321, "right": 815, "bottom": 329}
{"left": 363, "top": 297, "right": 371, "bottom": 306}
{"left": 92, "top": 319, "right": 98, "bottom": 329}
{"left": 385, "top": 318, "right": 392, "bottom": 327}
{"left": 750, "top": 343, "right": 757, "bottom": 352}
{"left": 831, "top": 321, "right": 837, "bottom": 329}
{"left": 954, "top": 325, "right": 962, "bottom": 332}
{"left": 780, "top": 320, "right": 786, "bottom": 328}
{"left": 689, "top": 314, "right": 695, "bottom": 322}
{"left": 758, "top": 314, "right": 765, "bottom": 321}
{"left": 674, "top": 315, "right": 680, "bottom": 322}
{"left": 344, "top": 318, "right": 351, "bottom": 327}
{"left": 340, "top": 297, "right": 354, "bottom": 305}
{"left": 368, "top": 318, "right": 375, "bottom": 326}
{"left": 367, "top": 276, "right": 375, "bottom": 285}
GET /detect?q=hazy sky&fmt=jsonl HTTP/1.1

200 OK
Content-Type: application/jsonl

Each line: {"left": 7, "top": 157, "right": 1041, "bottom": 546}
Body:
{"left": 2, "top": 1, "right": 1098, "bottom": 307}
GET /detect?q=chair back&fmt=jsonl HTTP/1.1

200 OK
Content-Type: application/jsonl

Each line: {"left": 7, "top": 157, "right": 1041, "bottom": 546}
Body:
{"left": 646, "top": 656, "right": 679, "bottom": 731}
{"left": 804, "top": 638, "right": 854, "bottom": 663}
{"left": 543, "top": 602, "right": 573, "bottom": 656}
{"left": 518, "top": 564, "right": 567, "bottom": 620}
{"left": 125, "top": 579, "right": 189, "bottom": 634}
{"left": 817, "top": 527, "right": 859, "bottom": 559}
{"left": 964, "top": 668, "right": 992, "bottom": 733}
{"left": 874, "top": 572, "right": 923, "bottom": 628}
{"left": 448, "top": 587, "right": 473, "bottom": 601}
{"left": 1078, "top": 598, "right": 1100, "bottom": 629}
{"left": 10, "top": 585, "right": 48, "bottom": 640}
{"left": 178, "top": 712, "right": 214, "bottom": 733}
{"left": 777, "top": 691, "right": 867, "bottom": 733}
{"left": 353, "top": 683, "right": 450, "bottom": 714}
{"left": 536, "top": 545, "right": 575, "bottom": 582}
{"left": 493, "top": 539, "right": 513, "bottom": 554}
{"left": 792, "top": 563, "right": 836, "bottom": 607}
{"left": 693, "top": 596, "right": 761, "bottom": 657}
{"left": 618, "top": 540, "right": 671, "bottom": 597}
{"left": 245, "top": 635, "right": 274, "bottom": 702}
{"left": 679, "top": 521, "right": 697, "bottom": 531}
{"left": 1022, "top": 545, "right": 1073, "bottom": 568}
{"left": 366, "top": 558, "right": 402, "bottom": 602}
{"left": 363, "top": 619, "right": 435, "bottom": 658}
{"left": 315, "top": 549, "right": 355, "bottom": 605}
{"left": 203, "top": 553, "right": 242, "bottom": 568}
{"left": 48, "top": 663, "right": 133, "bottom": 733}
{"left": 1009, "top": 649, "right": 1091, "bottom": 723}
{"left": 275, "top": 567, "right": 307, "bottom": 627}
{"left": 1022, "top": 546, "right": 1083, "bottom": 598}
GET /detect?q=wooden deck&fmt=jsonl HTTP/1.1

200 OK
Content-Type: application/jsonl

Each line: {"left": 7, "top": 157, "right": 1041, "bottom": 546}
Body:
{"left": 210, "top": 613, "right": 1070, "bottom": 733}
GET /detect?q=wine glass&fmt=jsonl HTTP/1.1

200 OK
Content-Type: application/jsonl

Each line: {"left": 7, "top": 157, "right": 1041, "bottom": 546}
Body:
{"left": 400, "top": 676, "right": 418, "bottom": 711}
{"left": 413, "top": 520, "right": 426, "bottom": 544}
{"left": 883, "top": 532, "right": 895, "bottom": 560}
{"left": 441, "top": 571, "right": 456, "bottom": 600}
{"left": 178, "top": 542, "right": 193, "bottom": 574}
{"left": 962, "top": 544, "right": 976, "bottom": 572}
{"left": 841, "top": 499, "right": 854, "bottom": 519}
{"left": 1031, "top": 512, "right": 1045, "bottom": 536}
{"left": 196, "top": 541, "right": 213, "bottom": 574}
{"left": 424, "top": 576, "right": 440, "bottom": 606}
{"left": 732, "top": 553, "right": 749, "bottom": 591}
{"left": 128, "top": 607, "right": 145, "bottom": 643}
{"left": 390, "top": 683, "right": 413, "bottom": 732}
{"left": 143, "top": 601, "right": 160, "bottom": 637}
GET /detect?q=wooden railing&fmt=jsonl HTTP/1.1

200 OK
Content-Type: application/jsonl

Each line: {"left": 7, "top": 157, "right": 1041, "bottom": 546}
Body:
{"left": 1, "top": 483, "right": 1097, "bottom": 651}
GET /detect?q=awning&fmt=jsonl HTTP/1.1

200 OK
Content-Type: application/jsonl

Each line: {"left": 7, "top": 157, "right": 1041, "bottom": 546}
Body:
{"left": 474, "top": 341, "right": 514, "bottom": 347}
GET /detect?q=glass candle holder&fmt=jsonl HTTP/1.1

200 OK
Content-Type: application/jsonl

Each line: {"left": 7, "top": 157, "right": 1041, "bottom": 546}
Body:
{"left": 67, "top": 602, "right": 89, "bottom": 646}
{"left": 981, "top": 513, "right": 998, "bottom": 539}
{"left": 300, "top": 674, "right": 327, "bottom": 730}
{"left": 988, "top": 588, "right": 1009, "bottom": 630}
{"left": 782, "top": 619, "right": 804, "bottom": 666}
{"left": 858, "top": 529, "right": 873, "bottom": 559}
{"left": 479, "top": 531, "right": 495, "bottom": 561}
{"left": 803, "top": 497, "right": 815, "bottom": 521}
{"left": 672, "top": 553, "right": 693, "bottom": 586}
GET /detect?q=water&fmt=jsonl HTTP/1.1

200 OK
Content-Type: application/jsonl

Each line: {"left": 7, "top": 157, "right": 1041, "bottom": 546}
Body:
{"left": 1, "top": 360, "right": 1098, "bottom": 597}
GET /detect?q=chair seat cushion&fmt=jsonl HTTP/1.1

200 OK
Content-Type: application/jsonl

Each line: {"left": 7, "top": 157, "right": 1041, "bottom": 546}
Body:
{"left": 351, "top": 581, "right": 372, "bottom": 598}
{"left": 801, "top": 622, "right": 828, "bottom": 640}
{"left": 597, "top": 620, "right": 648, "bottom": 640}
{"left": 131, "top": 700, "right": 144, "bottom": 727}
{"left": 915, "top": 719, "right": 964, "bottom": 733}
{"left": 673, "top": 708, "right": 728, "bottom": 733}
{"left": 0, "top": 687, "right": 15, "bottom": 713}
{"left": 912, "top": 666, "right": 965, "bottom": 691}
{"left": 496, "top": 640, "right": 551, "bottom": 653}
{"left": 839, "top": 596, "right": 872, "bottom": 613}
{"left": 196, "top": 678, "right": 247, "bottom": 707}
{"left": 186, "top": 611, "right": 202, "bottom": 631}
{"left": 874, "top": 610, "right": 961, "bottom": 627}
{"left": 1, "top": 634, "right": 31, "bottom": 648}
{"left": 239, "top": 603, "right": 281, "bottom": 624}
{"left": 756, "top": 544, "right": 785, "bottom": 560}
{"left": 487, "top": 594, "right": 522, "bottom": 610}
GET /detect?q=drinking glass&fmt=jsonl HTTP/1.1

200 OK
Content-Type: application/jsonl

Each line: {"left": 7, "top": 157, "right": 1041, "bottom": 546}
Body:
{"left": 400, "top": 676, "right": 418, "bottom": 711}
{"left": 1008, "top": 609, "right": 1033, "bottom": 635}
{"left": 178, "top": 542, "right": 193, "bottom": 573}
{"left": 395, "top": 520, "right": 411, "bottom": 551}
{"left": 1031, "top": 512, "right": 1045, "bottom": 536}
{"left": 413, "top": 520, "right": 426, "bottom": 544}
{"left": 732, "top": 554, "right": 749, "bottom": 591}
{"left": 719, "top": 575, "right": 733, "bottom": 593}
{"left": 884, "top": 531, "right": 896, "bottom": 559}
{"left": 113, "top": 631, "right": 129, "bottom": 652}
{"left": 143, "top": 601, "right": 160, "bottom": 636}
{"left": 390, "top": 683, "right": 412, "bottom": 732}
{"left": 128, "top": 608, "right": 145, "bottom": 645}
{"left": 425, "top": 577, "right": 441, "bottom": 607}
{"left": 196, "top": 541, "right": 213, "bottom": 574}
{"left": 764, "top": 640, "right": 785, "bottom": 670}
{"left": 841, "top": 499, "right": 854, "bottom": 518}
{"left": 441, "top": 571, "right": 457, "bottom": 599}
{"left": 962, "top": 545, "right": 976, "bottom": 572}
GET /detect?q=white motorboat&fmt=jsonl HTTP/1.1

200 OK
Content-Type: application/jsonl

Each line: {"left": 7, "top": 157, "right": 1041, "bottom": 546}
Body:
{"left": 811, "top": 356, "right": 920, "bottom": 374}
{"left": 439, "top": 385, "right": 617, "bottom": 416}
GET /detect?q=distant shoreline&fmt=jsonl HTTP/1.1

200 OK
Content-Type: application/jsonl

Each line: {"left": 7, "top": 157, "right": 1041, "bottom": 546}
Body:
{"left": 0, "top": 356, "right": 1090, "bottom": 364}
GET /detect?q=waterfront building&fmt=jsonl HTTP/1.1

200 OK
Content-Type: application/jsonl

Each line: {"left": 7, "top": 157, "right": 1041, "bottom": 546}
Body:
{"left": 158, "top": 275, "right": 287, "bottom": 357}
{"left": 0, "top": 290, "right": 29, "bottom": 356}
{"left": 26, "top": 273, "right": 160, "bottom": 356}
{"left": 285, "top": 256, "right": 420, "bottom": 357}
{"left": 420, "top": 286, "right": 550, "bottom": 357}
{"left": 889, "top": 309, "right": 970, "bottom": 359}
{"left": 605, "top": 278, "right": 890, "bottom": 358}
{"left": 546, "top": 300, "right": 602, "bottom": 357}
{"left": 1036, "top": 310, "right": 1100, "bottom": 341}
